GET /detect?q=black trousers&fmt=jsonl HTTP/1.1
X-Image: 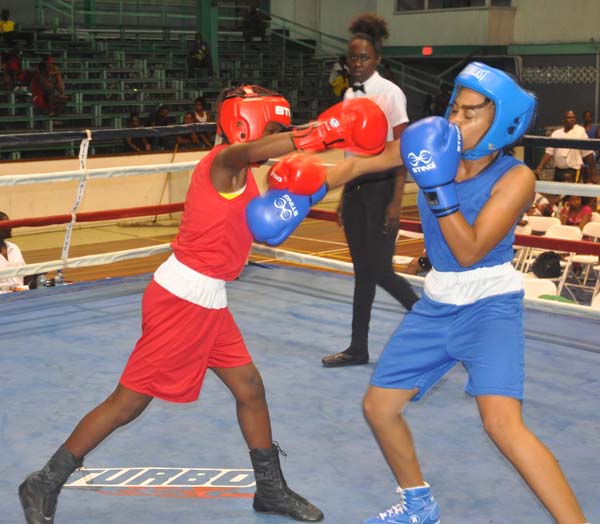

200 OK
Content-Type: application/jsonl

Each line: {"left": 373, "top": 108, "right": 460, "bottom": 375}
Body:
{"left": 342, "top": 177, "right": 418, "bottom": 353}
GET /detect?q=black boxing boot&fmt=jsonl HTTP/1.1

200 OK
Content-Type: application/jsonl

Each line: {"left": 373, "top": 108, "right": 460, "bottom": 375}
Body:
{"left": 249, "top": 442, "right": 323, "bottom": 522}
{"left": 19, "top": 444, "right": 82, "bottom": 524}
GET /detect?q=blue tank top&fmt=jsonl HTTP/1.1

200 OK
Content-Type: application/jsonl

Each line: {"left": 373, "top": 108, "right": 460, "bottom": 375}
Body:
{"left": 418, "top": 152, "right": 523, "bottom": 272}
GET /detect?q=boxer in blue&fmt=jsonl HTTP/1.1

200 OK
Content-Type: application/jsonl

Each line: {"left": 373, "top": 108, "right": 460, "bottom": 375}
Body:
{"left": 326, "top": 62, "right": 589, "bottom": 524}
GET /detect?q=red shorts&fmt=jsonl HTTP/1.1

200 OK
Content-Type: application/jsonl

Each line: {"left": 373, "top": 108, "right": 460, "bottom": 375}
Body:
{"left": 120, "top": 280, "right": 252, "bottom": 402}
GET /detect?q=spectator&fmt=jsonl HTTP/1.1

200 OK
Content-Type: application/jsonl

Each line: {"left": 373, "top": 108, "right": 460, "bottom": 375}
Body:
{"left": 192, "top": 96, "right": 214, "bottom": 148}
{"left": 433, "top": 83, "right": 451, "bottom": 116}
{"left": 560, "top": 194, "right": 592, "bottom": 230}
{"left": 187, "top": 33, "right": 212, "bottom": 77}
{"left": 0, "top": 9, "right": 15, "bottom": 36}
{"left": 0, "top": 211, "right": 26, "bottom": 293}
{"left": 403, "top": 250, "right": 431, "bottom": 276}
{"left": 242, "top": 2, "right": 271, "bottom": 43}
{"left": 535, "top": 109, "right": 597, "bottom": 183}
{"left": 1, "top": 45, "right": 21, "bottom": 90}
{"left": 31, "top": 61, "right": 68, "bottom": 117}
{"left": 581, "top": 109, "right": 599, "bottom": 183}
{"left": 527, "top": 192, "right": 552, "bottom": 217}
{"left": 582, "top": 109, "right": 598, "bottom": 139}
{"left": 145, "top": 105, "right": 172, "bottom": 150}
{"left": 124, "top": 112, "right": 151, "bottom": 153}
{"left": 176, "top": 112, "right": 201, "bottom": 149}
{"left": 328, "top": 55, "right": 349, "bottom": 100}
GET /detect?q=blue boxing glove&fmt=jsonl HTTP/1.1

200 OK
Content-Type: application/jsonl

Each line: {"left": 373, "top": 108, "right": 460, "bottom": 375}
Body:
{"left": 247, "top": 185, "right": 327, "bottom": 246}
{"left": 400, "top": 116, "right": 462, "bottom": 217}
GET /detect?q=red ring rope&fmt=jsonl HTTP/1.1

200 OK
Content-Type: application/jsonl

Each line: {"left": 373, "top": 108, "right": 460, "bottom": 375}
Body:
{"left": 1, "top": 207, "right": 599, "bottom": 256}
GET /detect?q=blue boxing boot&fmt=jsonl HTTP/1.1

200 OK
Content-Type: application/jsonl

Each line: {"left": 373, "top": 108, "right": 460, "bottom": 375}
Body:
{"left": 362, "top": 483, "right": 440, "bottom": 524}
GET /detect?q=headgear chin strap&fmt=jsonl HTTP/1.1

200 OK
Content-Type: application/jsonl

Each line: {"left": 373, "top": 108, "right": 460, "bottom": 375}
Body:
{"left": 217, "top": 85, "right": 291, "bottom": 144}
{"left": 445, "top": 62, "right": 537, "bottom": 160}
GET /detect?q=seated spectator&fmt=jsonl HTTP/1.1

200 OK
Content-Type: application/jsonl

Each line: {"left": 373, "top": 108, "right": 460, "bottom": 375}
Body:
{"left": 187, "top": 33, "right": 212, "bottom": 77}
{"left": 192, "top": 96, "right": 214, "bottom": 148}
{"left": 31, "top": 61, "right": 68, "bottom": 117}
{"left": 176, "top": 112, "right": 201, "bottom": 149}
{"left": 124, "top": 112, "right": 151, "bottom": 153}
{"left": 1, "top": 45, "right": 21, "bottom": 90}
{"left": 242, "top": 2, "right": 271, "bottom": 43}
{"left": 560, "top": 195, "right": 592, "bottom": 230}
{"left": 145, "top": 105, "right": 172, "bottom": 150}
{"left": 527, "top": 192, "right": 552, "bottom": 217}
{"left": 403, "top": 250, "right": 431, "bottom": 276}
{"left": 0, "top": 211, "right": 26, "bottom": 293}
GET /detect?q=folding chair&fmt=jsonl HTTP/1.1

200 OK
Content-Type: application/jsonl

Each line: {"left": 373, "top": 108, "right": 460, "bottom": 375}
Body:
{"left": 565, "top": 222, "right": 600, "bottom": 298}
{"left": 591, "top": 290, "right": 600, "bottom": 310}
{"left": 523, "top": 277, "right": 558, "bottom": 299}
{"left": 520, "top": 216, "right": 561, "bottom": 272}
{"left": 537, "top": 224, "right": 583, "bottom": 300}
{"left": 526, "top": 215, "right": 561, "bottom": 234}
{"left": 513, "top": 223, "right": 531, "bottom": 271}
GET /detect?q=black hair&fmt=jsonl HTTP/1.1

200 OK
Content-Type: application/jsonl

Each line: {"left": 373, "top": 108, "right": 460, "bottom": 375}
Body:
{"left": 195, "top": 95, "right": 206, "bottom": 105}
{"left": 0, "top": 211, "right": 8, "bottom": 221}
{"left": 348, "top": 13, "right": 389, "bottom": 57}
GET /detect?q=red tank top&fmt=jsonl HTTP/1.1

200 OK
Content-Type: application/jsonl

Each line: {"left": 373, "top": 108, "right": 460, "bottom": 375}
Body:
{"left": 171, "top": 145, "right": 259, "bottom": 281}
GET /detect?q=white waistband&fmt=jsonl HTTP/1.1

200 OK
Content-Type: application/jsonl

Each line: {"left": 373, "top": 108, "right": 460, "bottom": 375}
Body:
{"left": 424, "top": 262, "right": 523, "bottom": 305}
{"left": 153, "top": 254, "right": 227, "bottom": 309}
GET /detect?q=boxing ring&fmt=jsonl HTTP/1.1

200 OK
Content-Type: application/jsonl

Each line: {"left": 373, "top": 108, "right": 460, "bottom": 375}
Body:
{"left": 1, "top": 127, "right": 599, "bottom": 523}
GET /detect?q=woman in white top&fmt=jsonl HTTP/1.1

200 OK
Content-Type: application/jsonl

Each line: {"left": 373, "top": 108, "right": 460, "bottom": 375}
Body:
{"left": 321, "top": 13, "right": 418, "bottom": 368}
{"left": 193, "top": 95, "right": 214, "bottom": 148}
{"left": 0, "top": 211, "right": 26, "bottom": 292}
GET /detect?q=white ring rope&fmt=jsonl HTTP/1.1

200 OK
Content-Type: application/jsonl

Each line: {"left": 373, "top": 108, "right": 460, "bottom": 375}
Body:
{"left": 0, "top": 243, "right": 172, "bottom": 279}
{"left": 1, "top": 152, "right": 599, "bottom": 316}
{"left": 2, "top": 160, "right": 600, "bottom": 199}
{"left": 249, "top": 245, "right": 600, "bottom": 319}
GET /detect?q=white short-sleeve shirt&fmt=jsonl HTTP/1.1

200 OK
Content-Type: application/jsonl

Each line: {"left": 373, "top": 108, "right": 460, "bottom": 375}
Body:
{"left": 545, "top": 124, "right": 593, "bottom": 169}
{"left": 344, "top": 70, "right": 408, "bottom": 142}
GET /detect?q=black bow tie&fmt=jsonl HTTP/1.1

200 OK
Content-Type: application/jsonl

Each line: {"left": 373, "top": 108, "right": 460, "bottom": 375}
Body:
{"left": 352, "top": 83, "right": 365, "bottom": 93}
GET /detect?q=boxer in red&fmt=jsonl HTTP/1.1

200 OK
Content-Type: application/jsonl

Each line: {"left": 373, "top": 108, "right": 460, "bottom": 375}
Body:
{"left": 19, "top": 85, "right": 388, "bottom": 524}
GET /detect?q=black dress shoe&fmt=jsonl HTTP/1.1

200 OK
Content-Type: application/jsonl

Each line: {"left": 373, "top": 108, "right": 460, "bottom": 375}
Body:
{"left": 321, "top": 350, "right": 369, "bottom": 367}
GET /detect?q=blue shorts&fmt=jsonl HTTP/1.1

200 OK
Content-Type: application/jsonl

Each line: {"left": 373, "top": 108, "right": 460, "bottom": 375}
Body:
{"left": 371, "top": 291, "right": 525, "bottom": 401}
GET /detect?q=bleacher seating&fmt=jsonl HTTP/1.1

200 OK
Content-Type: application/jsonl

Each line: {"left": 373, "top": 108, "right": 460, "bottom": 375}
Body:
{"left": 0, "top": 14, "right": 336, "bottom": 159}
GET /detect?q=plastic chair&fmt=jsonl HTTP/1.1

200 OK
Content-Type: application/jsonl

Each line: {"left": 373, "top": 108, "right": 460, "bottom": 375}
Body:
{"left": 523, "top": 277, "right": 558, "bottom": 299}
{"left": 591, "top": 290, "right": 600, "bottom": 309}
{"left": 539, "top": 224, "right": 583, "bottom": 299}
{"left": 526, "top": 215, "right": 560, "bottom": 234}
{"left": 513, "top": 223, "right": 531, "bottom": 271}
{"left": 566, "top": 222, "right": 600, "bottom": 296}
{"left": 519, "top": 217, "right": 561, "bottom": 272}
{"left": 591, "top": 211, "right": 600, "bottom": 223}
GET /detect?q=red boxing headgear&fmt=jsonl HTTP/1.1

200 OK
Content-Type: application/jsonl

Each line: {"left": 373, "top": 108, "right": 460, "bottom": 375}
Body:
{"left": 217, "top": 85, "right": 291, "bottom": 143}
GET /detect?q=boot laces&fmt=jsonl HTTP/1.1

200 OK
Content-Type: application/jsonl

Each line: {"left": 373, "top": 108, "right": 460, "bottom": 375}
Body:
{"left": 272, "top": 441, "right": 287, "bottom": 458}
{"left": 379, "top": 490, "right": 407, "bottom": 519}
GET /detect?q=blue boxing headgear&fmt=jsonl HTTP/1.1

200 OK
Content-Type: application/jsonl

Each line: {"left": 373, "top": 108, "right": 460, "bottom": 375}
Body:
{"left": 445, "top": 62, "right": 537, "bottom": 160}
